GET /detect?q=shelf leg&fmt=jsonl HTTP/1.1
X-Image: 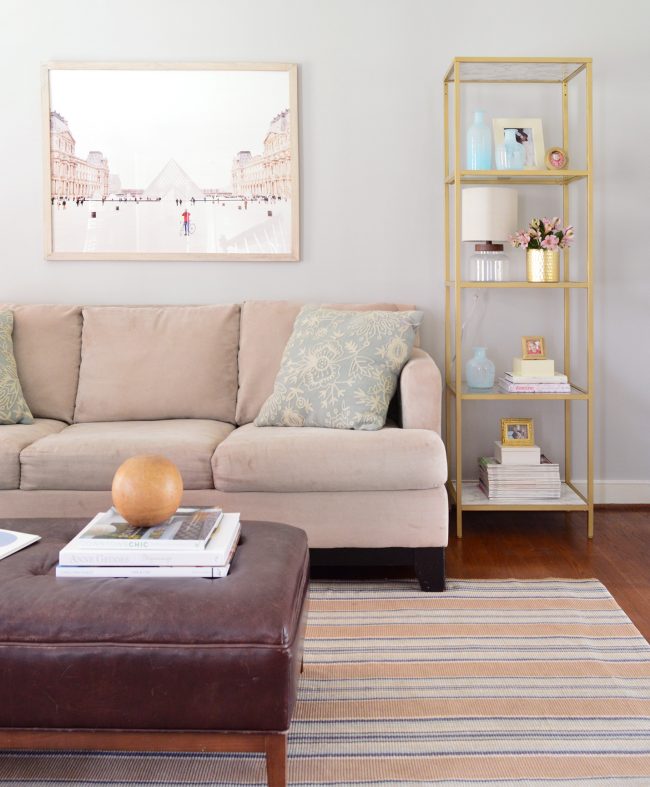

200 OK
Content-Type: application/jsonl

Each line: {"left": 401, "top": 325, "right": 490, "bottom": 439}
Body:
{"left": 586, "top": 61, "right": 595, "bottom": 540}
{"left": 453, "top": 59, "right": 463, "bottom": 541}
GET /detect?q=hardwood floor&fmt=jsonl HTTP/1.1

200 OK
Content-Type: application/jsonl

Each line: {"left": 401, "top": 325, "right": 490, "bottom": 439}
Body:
{"left": 446, "top": 510, "right": 650, "bottom": 640}
{"left": 311, "top": 509, "right": 650, "bottom": 640}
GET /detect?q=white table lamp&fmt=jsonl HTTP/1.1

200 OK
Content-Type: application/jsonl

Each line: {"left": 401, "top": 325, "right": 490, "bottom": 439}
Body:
{"left": 461, "top": 187, "right": 518, "bottom": 281}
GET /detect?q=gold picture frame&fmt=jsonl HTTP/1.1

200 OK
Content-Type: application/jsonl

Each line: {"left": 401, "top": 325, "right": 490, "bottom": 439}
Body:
{"left": 43, "top": 62, "right": 300, "bottom": 261}
{"left": 521, "top": 335, "right": 546, "bottom": 359}
{"left": 492, "top": 117, "right": 545, "bottom": 169}
{"left": 501, "top": 417, "right": 535, "bottom": 447}
{"left": 545, "top": 146, "right": 568, "bottom": 170}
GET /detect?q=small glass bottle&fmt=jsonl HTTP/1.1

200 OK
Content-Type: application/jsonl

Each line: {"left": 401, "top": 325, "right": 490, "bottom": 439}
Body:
{"left": 466, "top": 243, "right": 510, "bottom": 282}
{"left": 466, "top": 110, "right": 491, "bottom": 170}
{"left": 466, "top": 347, "right": 495, "bottom": 389}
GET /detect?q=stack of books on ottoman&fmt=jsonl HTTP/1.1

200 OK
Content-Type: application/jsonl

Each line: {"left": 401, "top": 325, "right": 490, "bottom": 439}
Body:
{"left": 56, "top": 507, "right": 241, "bottom": 578}
{"left": 479, "top": 442, "right": 561, "bottom": 500}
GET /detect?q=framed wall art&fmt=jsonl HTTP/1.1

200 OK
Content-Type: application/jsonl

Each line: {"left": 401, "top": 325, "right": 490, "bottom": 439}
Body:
{"left": 43, "top": 62, "right": 300, "bottom": 261}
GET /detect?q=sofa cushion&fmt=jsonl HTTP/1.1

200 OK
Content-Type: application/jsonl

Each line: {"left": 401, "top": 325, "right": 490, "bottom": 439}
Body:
{"left": 20, "top": 420, "right": 234, "bottom": 491}
{"left": 0, "top": 419, "right": 66, "bottom": 490}
{"left": 255, "top": 306, "right": 423, "bottom": 430}
{"left": 74, "top": 305, "right": 240, "bottom": 424}
{"left": 213, "top": 422, "right": 447, "bottom": 492}
{"left": 4, "top": 304, "right": 82, "bottom": 424}
{"left": 0, "top": 310, "right": 33, "bottom": 425}
{"left": 236, "top": 301, "right": 416, "bottom": 425}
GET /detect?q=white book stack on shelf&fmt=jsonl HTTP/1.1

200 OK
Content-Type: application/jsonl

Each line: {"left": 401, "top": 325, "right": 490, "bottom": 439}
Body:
{"left": 499, "top": 356, "right": 571, "bottom": 394}
{"left": 56, "top": 508, "right": 241, "bottom": 578}
{"left": 479, "top": 456, "right": 561, "bottom": 499}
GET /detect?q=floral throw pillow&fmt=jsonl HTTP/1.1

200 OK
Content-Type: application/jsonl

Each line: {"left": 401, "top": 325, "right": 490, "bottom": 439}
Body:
{"left": 255, "top": 306, "right": 423, "bottom": 430}
{"left": 0, "top": 309, "right": 33, "bottom": 425}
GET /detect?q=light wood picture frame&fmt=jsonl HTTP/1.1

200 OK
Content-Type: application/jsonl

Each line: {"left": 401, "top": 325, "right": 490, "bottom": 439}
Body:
{"left": 492, "top": 117, "right": 545, "bottom": 169}
{"left": 521, "top": 335, "right": 546, "bottom": 359}
{"left": 43, "top": 62, "right": 300, "bottom": 261}
{"left": 501, "top": 417, "right": 535, "bottom": 447}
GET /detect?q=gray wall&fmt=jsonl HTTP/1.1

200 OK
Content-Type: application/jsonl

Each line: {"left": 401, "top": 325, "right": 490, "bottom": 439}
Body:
{"left": 1, "top": 0, "right": 648, "bottom": 500}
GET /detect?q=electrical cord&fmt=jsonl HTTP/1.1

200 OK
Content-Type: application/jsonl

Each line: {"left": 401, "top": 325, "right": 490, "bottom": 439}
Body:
{"left": 450, "top": 291, "right": 482, "bottom": 371}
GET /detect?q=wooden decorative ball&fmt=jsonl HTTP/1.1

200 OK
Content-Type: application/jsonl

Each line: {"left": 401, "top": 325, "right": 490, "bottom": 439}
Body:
{"left": 112, "top": 455, "right": 183, "bottom": 527}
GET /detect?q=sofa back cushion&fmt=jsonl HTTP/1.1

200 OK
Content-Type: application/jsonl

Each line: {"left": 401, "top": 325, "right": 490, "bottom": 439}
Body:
{"left": 74, "top": 305, "right": 240, "bottom": 423}
{"left": 236, "top": 301, "right": 416, "bottom": 425}
{"left": 3, "top": 304, "right": 83, "bottom": 424}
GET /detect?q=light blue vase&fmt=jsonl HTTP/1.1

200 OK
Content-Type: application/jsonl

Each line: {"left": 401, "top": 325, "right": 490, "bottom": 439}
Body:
{"left": 466, "top": 110, "right": 491, "bottom": 170}
{"left": 466, "top": 347, "right": 495, "bottom": 389}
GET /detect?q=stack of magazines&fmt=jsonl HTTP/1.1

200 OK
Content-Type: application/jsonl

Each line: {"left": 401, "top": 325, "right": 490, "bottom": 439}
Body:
{"left": 478, "top": 456, "right": 561, "bottom": 499}
{"left": 56, "top": 507, "right": 240, "bottom": 578}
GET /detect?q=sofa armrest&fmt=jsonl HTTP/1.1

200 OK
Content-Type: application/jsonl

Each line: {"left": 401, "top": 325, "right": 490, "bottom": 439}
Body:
{"left": 399, "top": 348, "right": 442, "bottom": 434}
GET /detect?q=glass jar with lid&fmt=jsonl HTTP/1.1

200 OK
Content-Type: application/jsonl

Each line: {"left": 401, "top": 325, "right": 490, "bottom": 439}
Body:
{"left": 466, "top": 242, "right": 510, "bottom": 282}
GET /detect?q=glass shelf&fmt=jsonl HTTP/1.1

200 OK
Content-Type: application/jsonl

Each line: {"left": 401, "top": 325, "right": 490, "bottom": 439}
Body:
{"left": 447, "top": 382, "right": 589, "bottom": 401}
{"left": 445, "top": 170, "right": 589, "bottom": 186}
{"left": 444, "top": 58, "right": 590, "bottom": 84}
{"left": 445, "top": 281, "right": 589, "bottom": 289}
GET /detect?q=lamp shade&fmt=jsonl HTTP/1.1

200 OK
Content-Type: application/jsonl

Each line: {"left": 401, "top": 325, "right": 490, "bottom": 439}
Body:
{"left": 461, "top": 187, "right": 518, "bottom": 242}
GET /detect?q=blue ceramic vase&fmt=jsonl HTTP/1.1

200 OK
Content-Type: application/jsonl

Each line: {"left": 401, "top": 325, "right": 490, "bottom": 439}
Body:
{"left": 466, "top": 347, "right": 495, "bottom": 389}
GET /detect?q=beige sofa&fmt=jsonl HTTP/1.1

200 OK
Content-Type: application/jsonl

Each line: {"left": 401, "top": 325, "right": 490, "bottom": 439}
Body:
{"left": 0, "top": 301, "right": 448, "bottom": 589}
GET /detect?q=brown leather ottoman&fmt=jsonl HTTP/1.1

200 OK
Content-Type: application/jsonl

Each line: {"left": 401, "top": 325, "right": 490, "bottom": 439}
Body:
{"left": 0, "top": 519, "right": 309, "bottom": 787}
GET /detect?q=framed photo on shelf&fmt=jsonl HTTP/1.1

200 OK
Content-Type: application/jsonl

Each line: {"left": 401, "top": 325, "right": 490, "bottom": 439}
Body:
{"left": 493, "top": 118, "right": 545, "bottom": 169}
{"left": 43, "top": 62, "right": 300, "bottom": 261}
{"left": 501, "top": 417, "right": 535, "bottom": 447}
{"left": 546, "top": 146, "right": 568, "bottom": 170}
{"left": 521, "top": 336, "right": 546, "bottom": 359}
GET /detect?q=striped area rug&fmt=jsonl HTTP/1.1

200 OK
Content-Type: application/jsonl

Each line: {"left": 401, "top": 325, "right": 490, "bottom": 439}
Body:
{"left": 1, "top": 579, "right": 649, "bottom": 785}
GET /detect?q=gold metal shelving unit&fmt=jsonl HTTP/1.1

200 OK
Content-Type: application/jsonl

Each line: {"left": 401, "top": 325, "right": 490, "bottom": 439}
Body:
{"left": 443, "top": 57, "right": 594, "bottom": 539}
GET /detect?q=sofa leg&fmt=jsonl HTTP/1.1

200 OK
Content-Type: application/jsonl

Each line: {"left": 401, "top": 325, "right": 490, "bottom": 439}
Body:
{"left": 414, "top": 547, "right": 445, "bottom": 592}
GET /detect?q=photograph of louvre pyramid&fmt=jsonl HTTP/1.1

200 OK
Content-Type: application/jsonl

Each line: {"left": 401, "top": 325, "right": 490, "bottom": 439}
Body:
{"left": 44, "top": 64, "right": 299, "bottom": 260}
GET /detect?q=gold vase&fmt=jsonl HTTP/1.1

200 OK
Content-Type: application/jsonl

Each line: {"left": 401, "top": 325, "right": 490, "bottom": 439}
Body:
{"left": 526, "top": 249, "right": 560, "bottom": 283}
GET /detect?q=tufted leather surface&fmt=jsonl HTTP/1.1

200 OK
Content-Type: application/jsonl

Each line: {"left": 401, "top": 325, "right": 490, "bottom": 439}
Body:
{"left": 0, "top": 519, "right": 309, "bottom": 731}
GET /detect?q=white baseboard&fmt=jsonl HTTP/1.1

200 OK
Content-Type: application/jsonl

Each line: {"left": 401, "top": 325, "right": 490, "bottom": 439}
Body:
{"left": 572, "top": 481, "right": 650, "bottom": 505}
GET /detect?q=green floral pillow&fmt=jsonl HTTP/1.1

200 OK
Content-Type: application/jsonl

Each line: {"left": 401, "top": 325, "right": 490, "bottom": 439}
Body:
{"left": 255, "top": 306, "right": 423, "bottom": 430}
{"left": 0, "top": 310, "right": 33, "bottom": 425}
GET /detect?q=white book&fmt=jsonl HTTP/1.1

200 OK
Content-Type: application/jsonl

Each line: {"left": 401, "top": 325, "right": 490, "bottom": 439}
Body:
{"left": 0, "top": 529, "right": 41, "bottom": 561}
{"left": 497, "top": 378, "right": 571, "bottom": 394}
{"left": 504, "top": 372, "right": 568, "bottom": 384}
{"left": 69, "top": 507, "right": 223, "bottom": 551}
{"left": 59, "top": 514, "right": 241, "bottom": 567}
{"left": 512, "top": 357, "right": 555, "bottom": 377}
{"left": 55, "top": 563, "right": 230, "bottom": 578}
{"left": 494, "top": 441, "right": 541, "bottom": 465}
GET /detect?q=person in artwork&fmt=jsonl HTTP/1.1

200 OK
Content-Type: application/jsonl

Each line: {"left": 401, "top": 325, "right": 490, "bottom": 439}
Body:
{"left": 182, "top": 209, "right": 191, "bottom": 236}
{"left": 515, "top": 129, "right": 535, "bottom": 168}
{"left": 508, "top": 425, "right": 528, "bottom": 440}
{"left": 527, "top": 340, "right": 542, "bottom": 355}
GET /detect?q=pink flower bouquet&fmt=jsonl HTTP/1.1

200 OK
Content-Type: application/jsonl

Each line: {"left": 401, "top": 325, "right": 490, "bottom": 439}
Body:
{"left": 511, "top": 217, "right": 574, "bottom": 250}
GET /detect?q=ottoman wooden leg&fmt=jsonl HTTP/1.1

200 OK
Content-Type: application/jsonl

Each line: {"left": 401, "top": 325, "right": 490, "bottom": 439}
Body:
{"left": 265, "top": 733, "right": 287, "bottom": 787}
